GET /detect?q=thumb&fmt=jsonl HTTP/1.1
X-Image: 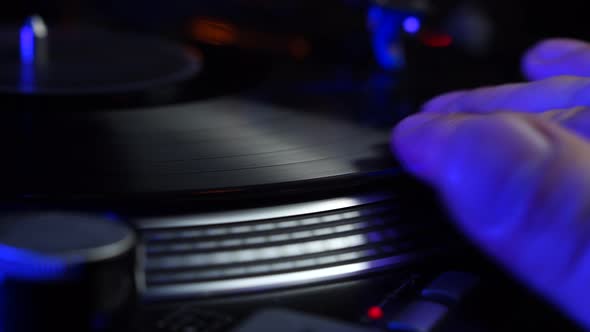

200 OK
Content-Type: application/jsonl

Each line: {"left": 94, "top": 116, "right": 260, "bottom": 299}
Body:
{"left": 523, "top": 38, "right": 590, "bottom": 80}
{"left": 393, "top": 112, "right": 590, "bottom": 329}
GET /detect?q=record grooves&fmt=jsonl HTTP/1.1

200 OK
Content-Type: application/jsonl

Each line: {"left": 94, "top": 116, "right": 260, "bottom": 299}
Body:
{"left": 0, "top": 96, "right": 399, "bottom": 200}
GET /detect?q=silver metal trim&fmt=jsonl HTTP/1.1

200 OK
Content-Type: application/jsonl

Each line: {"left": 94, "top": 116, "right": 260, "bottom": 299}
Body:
{"left": 25, "top": 15, "right": 48, "bottom": 38}
{"left": 145, "top": 234, "right": 368, "bottom": 269}
{"left": 138, "top": 194, "right": 392, "bottom": 229}
{"left": 75, "top": 231, "right": 137, "bottom": 263}
{"left": 134, "top": 243, "right": 147, "bottom": 294}
{"left": 142, "top": 251, "right": 433, "bottom": 300}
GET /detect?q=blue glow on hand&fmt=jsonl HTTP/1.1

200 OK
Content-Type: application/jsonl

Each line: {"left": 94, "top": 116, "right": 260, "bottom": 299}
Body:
{"left": 403, "top": 16, "right": 421, "bottom": 34}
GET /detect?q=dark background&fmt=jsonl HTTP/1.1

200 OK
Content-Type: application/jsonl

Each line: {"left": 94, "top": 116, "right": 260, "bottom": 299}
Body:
{"left": 2, "top": 0, "right": 589, "bottom": 104}
{"left": 2, "top": 1, "right": 589, "bottom": 55}
{"left": 2, "top": 1, "right": 588, "bottom": 40}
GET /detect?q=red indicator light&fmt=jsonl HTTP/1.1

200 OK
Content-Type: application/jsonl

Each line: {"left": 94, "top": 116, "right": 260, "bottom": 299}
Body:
{"left": 419, "top": 31, "right": 453, "bottom": 48}
{"left": 367, "top": 306, "right": 384, "bottom": 320}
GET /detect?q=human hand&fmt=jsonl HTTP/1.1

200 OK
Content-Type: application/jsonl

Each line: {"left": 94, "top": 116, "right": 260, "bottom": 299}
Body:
{"left": 392, "top": 39, "right": 590, "bottom": 329}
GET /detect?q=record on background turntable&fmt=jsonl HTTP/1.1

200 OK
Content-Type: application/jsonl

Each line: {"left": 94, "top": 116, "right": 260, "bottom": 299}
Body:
{"left": 0, "top": 16, "right": 404, "bottom": 201}
{"left": 0, "top": 16, "right": 201, "bottom": 95}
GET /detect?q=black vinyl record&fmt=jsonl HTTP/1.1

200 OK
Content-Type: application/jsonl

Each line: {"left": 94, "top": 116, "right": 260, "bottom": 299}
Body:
{"left": 0, "top": 94, "right": 398, "bottom": 199}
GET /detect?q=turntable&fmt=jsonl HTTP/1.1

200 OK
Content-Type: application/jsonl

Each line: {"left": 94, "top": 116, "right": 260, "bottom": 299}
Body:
{"left": 0, "top": 4, "right": 582, "bottom": 332}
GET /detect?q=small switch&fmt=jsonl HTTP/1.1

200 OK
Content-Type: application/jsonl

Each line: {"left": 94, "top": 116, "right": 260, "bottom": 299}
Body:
{"left": 388, "top": 301, "right": 448, "bottom": 332}
{"left": 421, "top": 271, "right": 480, "bottom": 305}
{"left": 231, "top": 309, "right": 378, "bottom": 332}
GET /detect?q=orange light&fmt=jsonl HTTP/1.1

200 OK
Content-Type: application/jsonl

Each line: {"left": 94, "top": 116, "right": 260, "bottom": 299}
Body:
{"left": 191, "top": 18, "right": 237, "bottom": 46}
{"left": 189, "top": 17, "right": 311, "bottom": 60}
{"left": 289, "top": 37, "right": 311, "bottom": 60}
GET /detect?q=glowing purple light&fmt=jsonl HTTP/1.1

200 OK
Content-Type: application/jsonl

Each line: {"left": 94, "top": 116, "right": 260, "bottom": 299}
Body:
{"left": 403, "top": 16, "right": 421, "bottom": 34}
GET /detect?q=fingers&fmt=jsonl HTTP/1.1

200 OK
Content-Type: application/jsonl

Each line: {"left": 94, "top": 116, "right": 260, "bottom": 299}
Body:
{"left": 422, "top": 76, "right": 590, "bottom": 114}
{"left": 393, "top": 112, "right": 590, "bottom": 329}
{"left": 423, "top": 38, "right": 590, "bottom": 114}
{"left": 523, "top": 39, "right": 590, "bottom": 80}
{"left": 542, "top": 107, "right": 590, "bottom": 140}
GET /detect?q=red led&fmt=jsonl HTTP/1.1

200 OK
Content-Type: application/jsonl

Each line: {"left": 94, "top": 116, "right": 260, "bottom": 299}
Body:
{"left": 367, "top": 306, "right": 384, "bottom": 320}
{"left": 419, "top": 31, "right": 453, "bottom": 48}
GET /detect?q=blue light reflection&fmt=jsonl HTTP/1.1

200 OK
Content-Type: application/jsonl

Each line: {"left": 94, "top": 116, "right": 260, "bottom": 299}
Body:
{"left": 0, "top": 244, "right": 71, "bottom": 281}
{"left": 368, "top": 6, "right": 405, "bottom": 71}
{"left": 19, "top": 25, "right": 35, "bottom": 65}
{"left": 19, "top": 23, "right": 36, "bottom": 93}
{"left": 0, "top": 274, "right": 4, "bottom": 332}
{"left": 368, "top": 6, "right": 422, "bottom": 71}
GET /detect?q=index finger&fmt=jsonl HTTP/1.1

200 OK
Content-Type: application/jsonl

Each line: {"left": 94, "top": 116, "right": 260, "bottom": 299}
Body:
{"left": 523, "top": 39, "right": 590, "bottom": 81}
{"left": 423, "top": 76, "right": 590, "bottom": 114}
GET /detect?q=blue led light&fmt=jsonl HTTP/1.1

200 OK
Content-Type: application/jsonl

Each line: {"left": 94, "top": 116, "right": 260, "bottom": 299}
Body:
{"left": 19, "top": 25, "right": 35, "bottom": 65}
{"left": 19, "top": 20, "right": 37, "bottom": 93}
{"left": 19, "top": 16, "right": 49, "bottom": 93}
{"left": 403, "top": 16, "right": 421, "bottom": 34}
{"left": 367, "top": 6, "right": 407, "bottom": 71}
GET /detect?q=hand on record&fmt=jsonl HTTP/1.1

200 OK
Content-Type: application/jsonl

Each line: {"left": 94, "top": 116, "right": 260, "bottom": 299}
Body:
{"left": 392, "top": 38, "right": 590, "bottom": 330}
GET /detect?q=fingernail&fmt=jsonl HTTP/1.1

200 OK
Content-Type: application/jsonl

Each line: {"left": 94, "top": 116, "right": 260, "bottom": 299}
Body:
{"left": 440, "top": 115, "right": 552, "bottom": 230}
{"left": 421, "top": 91, "right": 466, "bottom": 113}
{"left": 528, "top": 39, "right": 586, "bottom": 62}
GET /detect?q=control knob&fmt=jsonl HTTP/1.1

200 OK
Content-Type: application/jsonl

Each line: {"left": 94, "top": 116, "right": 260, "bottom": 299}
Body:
{"left": 0, "top": 212, "right": 140, "bottom": 332}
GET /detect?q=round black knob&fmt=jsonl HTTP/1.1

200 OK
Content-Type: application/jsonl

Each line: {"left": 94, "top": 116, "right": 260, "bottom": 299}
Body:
{"left": 0, "top": 212, "right": 139, "bottom": 332}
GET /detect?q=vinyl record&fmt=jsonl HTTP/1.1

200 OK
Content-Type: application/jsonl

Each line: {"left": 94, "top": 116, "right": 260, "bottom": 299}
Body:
{"left": 0, "top": 92, "right": 398, "bottom": 199}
